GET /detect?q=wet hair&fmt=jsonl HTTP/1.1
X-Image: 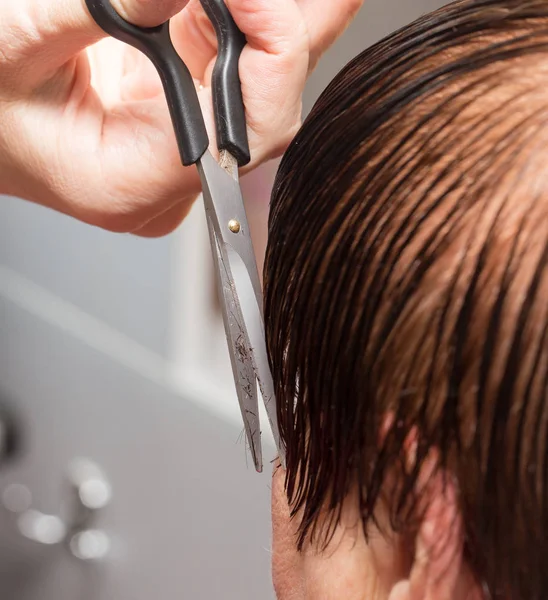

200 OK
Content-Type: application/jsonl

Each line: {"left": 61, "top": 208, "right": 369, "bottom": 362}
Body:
{"left": 263, "top": 1, "right": 548, "bottom": 598}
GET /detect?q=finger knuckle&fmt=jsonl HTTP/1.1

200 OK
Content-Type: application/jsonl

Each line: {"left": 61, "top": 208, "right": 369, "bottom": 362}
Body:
{"left": 0, "top": 7, "right": 39, "bottom": 72}
{"left": 347, "top": 0, "right": 365, "bottom": 18}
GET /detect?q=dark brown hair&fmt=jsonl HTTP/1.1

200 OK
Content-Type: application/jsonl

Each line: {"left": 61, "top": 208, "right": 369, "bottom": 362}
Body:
{"left": 264, "top": 1, "right": 548, "bottom": 598}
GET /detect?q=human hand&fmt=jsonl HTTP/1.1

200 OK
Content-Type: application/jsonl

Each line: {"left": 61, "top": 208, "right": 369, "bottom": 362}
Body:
{"left": 0, "top": 0, "right": 362, "bottom": 236}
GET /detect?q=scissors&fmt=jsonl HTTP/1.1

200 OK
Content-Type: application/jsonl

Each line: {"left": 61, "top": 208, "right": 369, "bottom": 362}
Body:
{"left": 85, "top": 0, "right": 284, "bottom": 472}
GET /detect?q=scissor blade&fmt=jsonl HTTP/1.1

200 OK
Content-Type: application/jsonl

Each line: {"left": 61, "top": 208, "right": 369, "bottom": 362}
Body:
{"left": 206, "top": 216, "right": 263, "bottom": 472}
{"left": 198, "top": 151, "right": 263, "bottom": 305}
{"left": 225, "top": 246, "right": 284, "bottom": 465}
{"left": 198, "top": 150, "right": 285, "bottom": 465}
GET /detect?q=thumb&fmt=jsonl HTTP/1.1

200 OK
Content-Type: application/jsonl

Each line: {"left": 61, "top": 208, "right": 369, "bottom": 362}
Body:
{"left": 2, "top": 0, "right": 189, "bottom": 84}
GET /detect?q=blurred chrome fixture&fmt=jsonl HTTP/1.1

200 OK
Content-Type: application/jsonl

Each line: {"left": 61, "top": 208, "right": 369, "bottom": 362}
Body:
{"left": 67, "top": 458, "right": 112, "bottom": 524}
{"left": 2, "top": 483, "right": 32, "bottom": 513}
{"left": 17, "top": 509, "right": 67, "bottom": 545}
{"left": 65, "top": 457, "right": 112, "bottom": 561}
{"left": 0, "top": 403, "right": 21, "bottom": 465}
{"left": 69, "top": 529, "right": 111, "bottom": 561}
{"left": 1, "top": 457, "right": 112, "bottom": 561}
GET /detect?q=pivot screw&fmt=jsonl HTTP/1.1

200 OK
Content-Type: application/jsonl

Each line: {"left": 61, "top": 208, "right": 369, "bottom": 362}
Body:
{"left": 228, "top": 219, "right": 241, "bottom": 234}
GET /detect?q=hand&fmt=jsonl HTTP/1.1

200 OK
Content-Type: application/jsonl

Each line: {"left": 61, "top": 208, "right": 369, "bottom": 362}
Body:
{"left": 0, "top": 0, "right": 362, "bottom": 237}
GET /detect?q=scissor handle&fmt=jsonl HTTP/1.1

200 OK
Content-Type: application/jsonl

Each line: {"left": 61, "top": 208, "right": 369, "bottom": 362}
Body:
{"left": 86, "top": 0, "right": 208, "bottom": 165}
{"left": 85, "top": 0, "right": 250, "bottom": 167}
{"left": 200, "top": 0, "right": 250, "bottom": 165}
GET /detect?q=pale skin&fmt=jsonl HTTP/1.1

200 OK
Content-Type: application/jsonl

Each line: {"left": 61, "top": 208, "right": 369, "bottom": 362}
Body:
{"left": 0, "top": 0, "right": 362, "bottom": 237}
{"left": 271, "top": 443, "right": 485, "bottom": 600}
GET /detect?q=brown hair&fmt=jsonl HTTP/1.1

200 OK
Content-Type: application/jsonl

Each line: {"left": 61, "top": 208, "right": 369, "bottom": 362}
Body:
{"left": 264, "top": 1, "right": 548, "bottom": 598}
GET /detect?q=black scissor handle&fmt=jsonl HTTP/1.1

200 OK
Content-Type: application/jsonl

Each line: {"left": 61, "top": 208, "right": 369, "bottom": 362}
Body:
{"left": 201, "top": 0, "right": 250, "bottom": 166}
{"left": 85, "top": 0, "right": 250, "bottom": 167}
{"left": 86, "top": 0, "right": 208, "bottom": 166}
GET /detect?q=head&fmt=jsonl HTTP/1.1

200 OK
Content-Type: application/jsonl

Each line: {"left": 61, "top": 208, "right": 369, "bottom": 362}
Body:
{"left": 263, "top": 1, "right": 548, "bottom": 599}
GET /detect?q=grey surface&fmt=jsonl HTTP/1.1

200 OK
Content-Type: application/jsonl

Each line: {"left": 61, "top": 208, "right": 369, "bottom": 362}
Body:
{"left": 0, "top": 1, "right": 449, "bottom": 599}
{"left": 0, "top": 296, "right": 274, "bottom": 600}
{"left": 0, "top": 197, "right": 172, "bottom": 357}
{"left": 303, "top": 0, "right": 448, "bottom": 114}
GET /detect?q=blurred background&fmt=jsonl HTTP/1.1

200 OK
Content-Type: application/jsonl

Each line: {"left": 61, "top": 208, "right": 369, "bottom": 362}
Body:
{"left": 0, "top": 1, "right": 446, "bottom": 598}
